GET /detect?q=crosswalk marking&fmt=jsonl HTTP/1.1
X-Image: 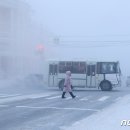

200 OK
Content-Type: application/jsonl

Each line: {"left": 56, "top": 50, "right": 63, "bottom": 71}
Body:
{"left": 46, "top": 95, "right": 61, "bottom": 100}
{"left": 0, "top": 94, "right": 110, "bottom": 102}
{"left": 80, "top": 97, "right": 89, "bottom": 101}
{"left": 0, "top": 93, "right": 122, "bottom": 103}
{"left": 0, "top": 105, "right": 9, "bottom": 107}
{"left": 65, "top": 97, "right": 73, "bottom": 100}
{"left": 115, "top": 97, "right": 122, "bottom": 101}
{"left": 0, "top": 95, "right": 12, "bottom": 98}
{"left": 16, "top": 105, "right": 100, "bottom": 112}
{"left": 98, "top": 96, "right": 110, "bottom": 101}
{"left": 28, "top": 94, "right": 51, "bottom": 99}
{"left": 0, "top": 93, "right": 58, "bottom": 104}
{"left": 0, "top": 94, "right": 21, "bottom": 98}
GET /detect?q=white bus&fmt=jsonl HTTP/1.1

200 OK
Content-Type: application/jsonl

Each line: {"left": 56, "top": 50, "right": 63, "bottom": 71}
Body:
{"left": 43, "top": 60, "right": 121, "bottom": 91}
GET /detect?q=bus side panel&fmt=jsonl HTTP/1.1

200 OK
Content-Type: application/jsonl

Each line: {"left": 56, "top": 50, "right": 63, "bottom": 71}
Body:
{"left": 71, "top": 74, "right": 86, "bottom": 87}
{"left": 43, "top": 61, "right": 49, "bottom": 87}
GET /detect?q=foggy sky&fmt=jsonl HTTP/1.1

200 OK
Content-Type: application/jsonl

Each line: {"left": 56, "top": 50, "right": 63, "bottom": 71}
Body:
{"left": 25, "top": 0, "right": 130, "bottom": 36}
{"left": 25, "top": 0, "right": 130, "bottom": 76}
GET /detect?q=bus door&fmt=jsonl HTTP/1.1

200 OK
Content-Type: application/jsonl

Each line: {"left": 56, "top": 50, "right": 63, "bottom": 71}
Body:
{"left": 48, "top": 63, "right": 58, "bottom": 87}
{"left": 87, "top": 64, "right": 96, "bottom": 87}
{"left": 72, "top": 62, "right": 86, "bottom": 88}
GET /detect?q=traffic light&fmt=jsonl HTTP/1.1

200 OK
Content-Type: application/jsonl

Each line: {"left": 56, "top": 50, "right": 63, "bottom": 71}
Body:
{"left": 36, "top": 44, "right": 44, "bottom": 53}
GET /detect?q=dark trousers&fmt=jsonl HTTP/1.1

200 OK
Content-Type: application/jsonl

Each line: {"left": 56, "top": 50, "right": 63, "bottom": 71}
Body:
{"left": 62, "top": 92, "right": 76, "bottom": 98}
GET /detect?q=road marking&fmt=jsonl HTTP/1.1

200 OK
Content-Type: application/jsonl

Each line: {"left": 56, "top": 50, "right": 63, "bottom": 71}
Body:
{"left": 80, "top": 97, "right": 89, "bottom": 101}
{"left": 98, "top": 96, "right": 110, "bottom": 101}
{"left": 115, "top": 97, "right": 122, "bottom": 101}
{"left": 28, "top": 94, "right": 51, "bottom": 99}
{"left": 0, "top": 105, "right": 9, "bottom": 107}
{"left": 16, "top": 105, "right": 100, "bottom": 112}
{"left": 46, "top": 95, "right": 61, "bottom": 99}
{"left": 0, "top": 95, "right": 12, "bottom": 98}
{"left": 65, "top": 97, "right": 73, "bottom": 100}
{"left": 0, "top": 94, "right": 21, "bottom": 98}
{"left": 0, "top": 94, "right": 21, "bottom": 96}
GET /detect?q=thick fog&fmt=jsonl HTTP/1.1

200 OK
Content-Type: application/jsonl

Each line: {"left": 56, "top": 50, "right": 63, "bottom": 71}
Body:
{"left": 1, "top": 0, "right": 130, "bottom": 80}
{"left": 25, "top": 0, "right": 130, "bottom": 35}
{"left": 25, "top": 0, "right": 130, "bottom": 76}
{"left": 0, "top": 0, "right": 52, "bottom": 80}
{"left": 0, "top": 1, "right": 130, "bottom": 130}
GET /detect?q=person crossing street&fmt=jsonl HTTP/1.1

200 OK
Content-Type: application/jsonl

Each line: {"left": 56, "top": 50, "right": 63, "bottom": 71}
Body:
{"left": 61, "top": 71, "right": 76, "bottom": 99}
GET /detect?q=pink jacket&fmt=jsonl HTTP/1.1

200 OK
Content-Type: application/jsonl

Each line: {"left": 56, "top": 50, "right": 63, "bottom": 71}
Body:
{"left": 63, "top": 71, "right": 72, "bottom": 92}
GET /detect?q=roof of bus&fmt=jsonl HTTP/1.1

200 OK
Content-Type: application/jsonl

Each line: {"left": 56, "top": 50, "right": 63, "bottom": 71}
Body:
{"left": 45, "top": 59, "right": 118, "bottom": 62}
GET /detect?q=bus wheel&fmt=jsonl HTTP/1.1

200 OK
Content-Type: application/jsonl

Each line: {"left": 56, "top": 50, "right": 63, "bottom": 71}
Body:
{"left": 59, "top": 79, "right": 65, "bottom": 91}
{"left": 100, "top": 80, "right": 112, "bottom": 91}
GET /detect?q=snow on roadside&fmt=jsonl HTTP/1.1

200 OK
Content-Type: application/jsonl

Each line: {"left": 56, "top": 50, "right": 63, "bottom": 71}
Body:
{"left": 61, "top": 95, "right": 130, "bottom": 130}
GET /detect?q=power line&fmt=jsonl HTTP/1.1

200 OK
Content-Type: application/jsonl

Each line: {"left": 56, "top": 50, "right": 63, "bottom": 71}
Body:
{"left": 57, "top": 35, "right": 130, "bottom": 38}
{"left": 60, "top": 40, "right": 130, "bottom": 43}
{"left": 51, "top": 42, "right": 130, "bottom": 48}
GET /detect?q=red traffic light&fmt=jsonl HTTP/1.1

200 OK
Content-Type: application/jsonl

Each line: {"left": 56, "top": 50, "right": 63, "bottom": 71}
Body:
{"left": 36, "top": 44, "right": 44, "bottom": 52}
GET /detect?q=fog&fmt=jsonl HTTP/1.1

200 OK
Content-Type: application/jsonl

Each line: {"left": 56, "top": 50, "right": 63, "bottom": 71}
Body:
{"left": 25, "top": 0, "right": 130, "bottom": 36}
{"left": 25, "top": 0, "right": 130, "bottom": 76}
{"left": 0, "top": 1, "right": 130, "bottom": 129}
{"left": 0, "top": 0, "right": 130, "bottom": 80}
{"left": 0, "top": 0, "right": 50, "bottom": 80}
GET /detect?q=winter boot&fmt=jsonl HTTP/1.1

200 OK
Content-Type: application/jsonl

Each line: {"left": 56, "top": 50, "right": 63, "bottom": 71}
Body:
{"left": 69, "top": 92, "right": 76, "bottom": 98}
{"left": 62, "top": 92, "right": 66, "bottom": 98}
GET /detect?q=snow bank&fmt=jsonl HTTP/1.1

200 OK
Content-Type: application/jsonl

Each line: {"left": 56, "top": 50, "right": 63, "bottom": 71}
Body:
{"left": 61, "top": 95, "right": 130, "bottom": 130}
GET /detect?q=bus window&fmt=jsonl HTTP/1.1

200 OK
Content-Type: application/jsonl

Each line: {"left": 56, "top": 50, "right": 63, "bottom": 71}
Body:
{"left": 49, "top": 64, "right": 53, "bottom": 75}
{"left": 87, "top": 65, "right": 96, "bottom": 76}
{"left": 72, "top": 62, "right": 80, "bottom": 73}
{"left": 97, "top": 62, "right": 118, "bottom": 74}
{"left": 59, "top": 61, "right": 72, "bottom": 73}
{"left": 59, "top": 61, "right": 86, "bottom": 74}
{"left": 49, "top": 64, "right": 58, "bottom": 75}
{"left": 72, "top": 62, "right": 86, "bottom": 74}
{"left": 54, "top": 64, "right": 58, "bottom": 75}
{"left": 79, "top": 62, "right": 86, "bottom": 73}
{"left": 66, "top": 62, "right": 72, "bottom": 72}
{"left": 59, "top": 61, "right": 66, "bottom": 73}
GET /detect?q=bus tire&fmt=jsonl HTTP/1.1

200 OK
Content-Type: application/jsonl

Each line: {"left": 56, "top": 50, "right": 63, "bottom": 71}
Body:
{"left": 100, "top": 80, "right": 112, "bottom": 91}
{"left": 59, "top": 79, "right": 65, "bottom": 91}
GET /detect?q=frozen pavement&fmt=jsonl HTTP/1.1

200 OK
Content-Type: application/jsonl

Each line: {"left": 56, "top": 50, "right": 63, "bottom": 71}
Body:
{"left": 0, "top": 92, "right": 60, "bottom": 104}
{"left": 61, "top": 94, "right": 130, "bottom": 130}
{"left": 1, "top": 78, "right": 130, "bottom": 130}
{"left": 0, "top": 83, "right": 130, "bottom": 130}
{"left": 0, "top": 77, "right": 51, "bottom": 94}
{"left": 0, "top": 78, "right": 60, "bottom": 103}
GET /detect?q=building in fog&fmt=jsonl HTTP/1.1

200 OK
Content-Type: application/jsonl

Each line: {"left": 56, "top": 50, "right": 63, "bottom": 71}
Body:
{"left": 0, "top": 0, "right": 51, "bottom": 79}
{"left": 0, "top": 0, "right": 32, "bottom": 78}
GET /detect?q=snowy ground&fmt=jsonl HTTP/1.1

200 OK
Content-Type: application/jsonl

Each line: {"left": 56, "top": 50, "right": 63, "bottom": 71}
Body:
{"left": 0, "top": 77, "right": 59, "bottom": 103}
{"left": 0, "top": 76, "right": 47, "bottom": 94}
{"left": 1, "top": 78, "right": 130, "bottom": 130}
{"left": 61, "top": 94, "right": 130, "bottom": 130}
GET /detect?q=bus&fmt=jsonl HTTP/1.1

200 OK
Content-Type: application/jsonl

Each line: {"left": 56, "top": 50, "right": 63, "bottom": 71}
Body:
{"left": 43, "top": 60, "right": 121, "bottom": 91}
